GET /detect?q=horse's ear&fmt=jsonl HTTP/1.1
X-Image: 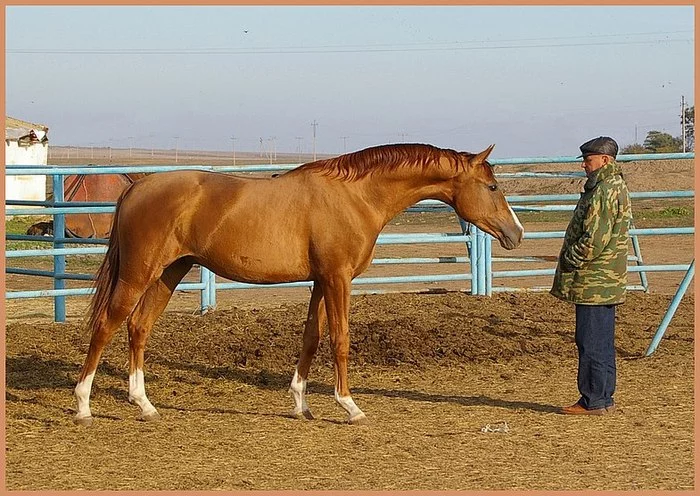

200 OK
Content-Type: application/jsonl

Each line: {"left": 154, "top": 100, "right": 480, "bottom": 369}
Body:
{"left": 472, "top": 144, "right": 495, "bottom": 164}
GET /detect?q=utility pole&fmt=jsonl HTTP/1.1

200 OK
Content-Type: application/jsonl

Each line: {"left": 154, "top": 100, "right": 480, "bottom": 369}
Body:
{"left": 311, "top": 120, "right": 318, "bottom": 161}
{"left": 230, "top": 136, "right": 237, "bottom": 165}
{"left": 266, "top": 138, "right": 273, "bottom": 164}
{"left": 128, "top": 136, "right": 134, "bottom": 159}
{"left": 174, "top": 136, "right": 179, "bottom": 164}
{"left": 340, "top": 136, "right": 349, "bottom": 153}
{"left": 681, "top": 95, "right": 687, "bottom": 153}
{"left": 295, "top": 137, "right": 304, "bottom": 162}
{"left": 398, "top": 132, "right": 408, "bottom": 142}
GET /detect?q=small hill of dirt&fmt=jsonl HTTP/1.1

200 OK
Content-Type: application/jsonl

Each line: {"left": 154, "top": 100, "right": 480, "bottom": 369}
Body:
{"left": 6, "top": 292, "right": 693, "bottom": 378}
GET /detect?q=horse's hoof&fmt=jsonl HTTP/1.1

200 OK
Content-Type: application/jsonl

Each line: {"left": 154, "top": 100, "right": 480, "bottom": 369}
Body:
{"left": 139, "top": 411, "right": 161, "bottom": 422}
{"left": 290, "top": 409, "right": 314, "bottom": 420}
{"left": 348, "top": 413, "right": 368, "bottom": 425}
{"left": 74, "top": 416, "right": 93, "bottom": 427}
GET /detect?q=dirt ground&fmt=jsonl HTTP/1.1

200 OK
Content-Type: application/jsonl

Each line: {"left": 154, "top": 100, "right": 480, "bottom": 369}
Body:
{"left": 4, "top": 157, "right": 695, "bottom": 490}
{"left": 4, "top": 292, "right": 695, "bottom": 491}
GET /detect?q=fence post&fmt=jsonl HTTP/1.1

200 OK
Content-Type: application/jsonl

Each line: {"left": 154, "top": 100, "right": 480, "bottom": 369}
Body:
{"left": 630, "top": 221, "right": 649, "bottom": 291}
{"left": 52, "top": 172, "right": 66, "bottom": 322}
{"left": 208, "top": 269, "right": 216, "bottom": 310}
{"left": 485, "top": 233, "right": 493, "bottom": 296}
{"left": 469, "top": 223, "right": 480, "bottom": 295}
{"left": 645, "top": 259, "right": 694, "bottom": 356}
{"left": 476, "top": 228, "right": 487, "bottom": 295}
{"left": 200, "top": 266, "right": 210, "bottom": 315}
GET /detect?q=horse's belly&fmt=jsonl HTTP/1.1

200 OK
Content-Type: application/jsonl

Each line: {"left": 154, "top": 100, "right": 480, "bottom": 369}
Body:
{"left": 200, "top": 245, "right": 311, "bottom": 284}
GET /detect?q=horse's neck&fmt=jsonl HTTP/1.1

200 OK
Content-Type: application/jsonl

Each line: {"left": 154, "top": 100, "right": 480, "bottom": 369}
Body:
{"left": 124, "top": 173, "right": 146, "bottom": 183}
{"left": 360, "top": 172, "right": 452, "bottom": 226}
{"left": 63, "top": 175, "right": 87, "bottom": 201}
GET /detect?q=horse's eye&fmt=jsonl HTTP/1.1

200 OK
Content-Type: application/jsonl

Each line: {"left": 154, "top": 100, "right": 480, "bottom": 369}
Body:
{"left": 488, "top": 184, "right": 498, "bottom": 191}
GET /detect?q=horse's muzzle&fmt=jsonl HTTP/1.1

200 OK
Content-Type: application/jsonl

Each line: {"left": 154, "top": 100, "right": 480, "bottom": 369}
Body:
{"left": 497, "top": 225, "right": 524, "bottom": 250}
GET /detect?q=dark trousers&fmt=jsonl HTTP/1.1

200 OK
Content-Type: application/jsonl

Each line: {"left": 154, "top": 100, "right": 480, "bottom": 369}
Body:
{"left": 575, "top": 304, "right": 616, "bottom": 410}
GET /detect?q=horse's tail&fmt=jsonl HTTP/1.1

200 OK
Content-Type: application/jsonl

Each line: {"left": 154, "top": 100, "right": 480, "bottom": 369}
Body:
{"left": 85, "top": 182, "right": 137, "bottom": 333}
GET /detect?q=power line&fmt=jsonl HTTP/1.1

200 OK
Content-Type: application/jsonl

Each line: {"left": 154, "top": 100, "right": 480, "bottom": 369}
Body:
{"left": 7, "top": 29, "right": 691, "bottom": 52}
{"left": 7, "top": 33, "right": 692, "bottom": 55}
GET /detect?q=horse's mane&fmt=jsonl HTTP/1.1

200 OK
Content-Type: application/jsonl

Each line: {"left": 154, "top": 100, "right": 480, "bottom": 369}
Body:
{"left": 294, "top": 143, "right": 477, "bottom": 181}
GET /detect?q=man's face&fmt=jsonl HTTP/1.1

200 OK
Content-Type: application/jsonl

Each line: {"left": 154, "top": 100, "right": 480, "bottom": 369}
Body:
{"left": 581, "top": 154, "right": 611, "bottom": 176}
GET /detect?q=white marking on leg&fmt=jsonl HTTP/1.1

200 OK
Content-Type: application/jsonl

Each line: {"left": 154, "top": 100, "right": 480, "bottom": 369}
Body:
{"left": 128, "top": 369, "right": 158, "bottom": 418}
{"left": 74, "top": 371, "right": 95, "bottom": 420}
{"left": 335, "top": 389, "right": 366, "bottom": 423}
{"left": 289, "top": 368, "right": 312, "bottom": 418}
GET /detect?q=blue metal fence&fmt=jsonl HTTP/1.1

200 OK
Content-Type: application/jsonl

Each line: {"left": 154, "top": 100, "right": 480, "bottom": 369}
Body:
{"left": 6, "top": 152, "right": 694, "bottom": 353}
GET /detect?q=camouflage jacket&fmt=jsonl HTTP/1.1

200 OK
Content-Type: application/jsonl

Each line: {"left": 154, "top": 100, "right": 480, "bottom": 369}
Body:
{"left": 550, "top": 160, "right": 632, "bottom": 305}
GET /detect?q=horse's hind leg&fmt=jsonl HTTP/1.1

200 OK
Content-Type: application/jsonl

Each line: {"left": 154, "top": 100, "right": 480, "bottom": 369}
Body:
{"left": 127, "top": 259, "right": 193, "bottom": 421}
{"left": 289, "top": 283, "right": 326, "bottom": 420}
{"left": 74, "top": 281, "right": 143, "bottom": 426}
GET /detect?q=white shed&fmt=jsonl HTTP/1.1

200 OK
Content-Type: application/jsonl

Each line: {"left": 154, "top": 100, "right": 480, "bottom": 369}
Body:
{"left": 5, "top": 116, "right": 49, "bottom": 210}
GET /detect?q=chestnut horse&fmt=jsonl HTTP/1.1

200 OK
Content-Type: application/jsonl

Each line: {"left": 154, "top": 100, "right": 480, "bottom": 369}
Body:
{"left": 27, "top": 173, "right": 147, "bottom": 238}
{"left": 63, "top": 173, "right": 146, "bottom": 238}
{"left": 26, "top": 174, "right": 146, "bottom": 239}
{"left": 74, "top": 143, "right": 523, "bottom": 426}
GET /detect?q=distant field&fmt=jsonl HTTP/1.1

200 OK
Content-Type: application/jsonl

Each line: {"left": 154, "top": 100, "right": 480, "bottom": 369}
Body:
{"left": 47, "top": 145, "right": 334, "bottom": 166}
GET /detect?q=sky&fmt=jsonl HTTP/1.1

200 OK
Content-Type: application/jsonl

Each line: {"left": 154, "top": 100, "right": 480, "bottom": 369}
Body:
{"left": 5, "top": 5, "right": 695, "bottom": 159}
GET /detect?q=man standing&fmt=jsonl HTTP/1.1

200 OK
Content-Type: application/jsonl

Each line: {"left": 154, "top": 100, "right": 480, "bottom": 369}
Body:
{"left": 551, "top": 136, "right": 632, "bottom": 415}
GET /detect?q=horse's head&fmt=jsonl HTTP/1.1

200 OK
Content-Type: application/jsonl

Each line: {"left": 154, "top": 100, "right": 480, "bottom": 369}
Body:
{"left": 451, "top": 145, "right": 523, "bottom": 250}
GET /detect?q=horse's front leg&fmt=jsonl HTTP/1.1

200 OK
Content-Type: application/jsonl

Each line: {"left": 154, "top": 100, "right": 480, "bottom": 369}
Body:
{"left": 320, "top": 273, "right": 367, "bottom": 425}
{"left": 289, "top": 283, "right": 326, "bottom": 420}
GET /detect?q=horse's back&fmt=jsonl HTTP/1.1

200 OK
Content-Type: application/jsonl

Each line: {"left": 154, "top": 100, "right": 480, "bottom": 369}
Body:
{"left": 121, "top": 170, "right": 266, "bottom": 220}
{"left": 119, "top": 170, "right": 247, "bottom": 238}
{"left": 116, "top": 170, "right": 318, "bottom": 282}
